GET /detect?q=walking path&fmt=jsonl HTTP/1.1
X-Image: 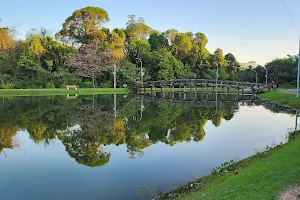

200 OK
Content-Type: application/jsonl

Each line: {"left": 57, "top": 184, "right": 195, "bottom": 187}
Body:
{"left": 278, "top": 89, "right": 298, "bottom": 95}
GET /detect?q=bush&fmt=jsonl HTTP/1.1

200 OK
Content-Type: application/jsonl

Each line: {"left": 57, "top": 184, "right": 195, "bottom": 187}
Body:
{"left": 79, "top": 81, "right": 93, "bottom": 88}
{"left": 100, "top": 81, "right": 112, "bottom": 88}
{"left": 46, "top": 82, "right": 55, "bottom": 88}
{"left": 1, "top": 82, "right": 15, "bottom": 89}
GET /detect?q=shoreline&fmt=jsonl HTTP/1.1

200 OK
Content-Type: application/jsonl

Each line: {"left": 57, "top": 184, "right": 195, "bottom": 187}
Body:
{"left": 157, "top": 90, "right": 300, "bottom": 200}
{"left": 157, "top": 130, "right": 300, "bottom": 200}
{"left": 0, "top": 88, "right": 129, "bottom": 96}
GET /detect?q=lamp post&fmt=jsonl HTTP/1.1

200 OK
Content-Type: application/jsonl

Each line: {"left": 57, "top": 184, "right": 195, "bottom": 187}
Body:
{"left": 251, "top": 69, "right": 258, "bottom": 85}
{"left": 265, "top": 67, "right": 268, "bottom": 84}
{"left": 135, "top": 58, "right": 143, "bottom": 85}
{"left": 113, "top": 63, "right": 117, "bottom": 89}
{"left": 215, "top": 62, "right": 219, "bottom": 85}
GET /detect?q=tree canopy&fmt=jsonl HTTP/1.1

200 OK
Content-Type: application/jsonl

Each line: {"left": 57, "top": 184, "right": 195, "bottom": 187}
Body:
{"left": 0, "top": 6, "right": 296, "bottom": 89}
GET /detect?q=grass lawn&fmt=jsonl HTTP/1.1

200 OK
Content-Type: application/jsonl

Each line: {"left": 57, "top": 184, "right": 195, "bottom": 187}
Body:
{"left": 0, "top": 88, "right": 129, "bottom": 96}
{"left": 258, "top": 90, "right": 300, "bottom": 109}
{"left": 158, "top": 131, "right": 300, "bottom": 200}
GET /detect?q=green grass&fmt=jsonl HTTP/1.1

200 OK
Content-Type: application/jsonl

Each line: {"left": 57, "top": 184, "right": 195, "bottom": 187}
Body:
{"left": 159, "top": 131, "right": 300, "bottom": 200}
{"left": 258, "top": 90, "right": 300, "bottom": 109}
{"left": 0, "top": 88, "right": 129, "bottom": 96}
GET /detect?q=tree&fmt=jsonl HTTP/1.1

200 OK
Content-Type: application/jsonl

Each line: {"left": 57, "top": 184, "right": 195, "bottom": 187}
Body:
{"left": 148, "top": 31, "right": 168, "bottom": 51}
{"left": 56, "top": 6, "right": 110, "bottom": 45}
{"left": 0, "top": 28, "right": 14, "bottom": 51}
{"left": 194, "top": 32, "right": 208, "bottom": 47}
{"left": 156, "top": 49, "right": 184, "bottom": 80}
{"left": 28, "top": 35, "right": 45, "bottom": 56}
{"left": 225, "top": 53, "right": 239, "bottom": 71}
{"left": 212, "top": 48, "right": 225, "bottom": 67}
{"left": 109, "top": 28, "right": 126, "bottom": 61}
{"left": 173, "top": 33, "right": 193, "bottom": 59}
{"left": 126, "top": 15, "right": 152, "bottom": 42}
{"left": 69, "top": 39, "right": 114, "bottom": 88}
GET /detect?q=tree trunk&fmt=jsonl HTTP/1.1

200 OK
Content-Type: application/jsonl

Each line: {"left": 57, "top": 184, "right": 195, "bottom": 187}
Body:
{"left": 92, "top": 72, "right": 96, "bottom": 88}
{"left": 0, "top": 73, "right": 3, "bottom": 85}
{"left": 95, "top": 76, "right": 98, "bottom": 88}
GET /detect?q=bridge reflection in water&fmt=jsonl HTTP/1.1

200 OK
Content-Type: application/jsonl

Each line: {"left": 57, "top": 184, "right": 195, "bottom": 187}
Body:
{"left": 136, "top": 79, "right": 271, "bottom": 95}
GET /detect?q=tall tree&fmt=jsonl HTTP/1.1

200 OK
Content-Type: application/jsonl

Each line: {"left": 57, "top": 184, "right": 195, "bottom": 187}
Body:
{"left": 0, "top": 28, "right": 14, "bottom": 51}
{"left": 56, "top": 6, "right": 110, "bottom": 45}
{"left": 212, "top": 48, "right": 225, "bottom": 67}
{"left": 126, "top": 15, "right": 152, "bottom": 42}
{"left": 109, "top": 28, "right": 126, "bottom": 61}
{"left": 173, "top": 33, "right": 192, "bottom": 59}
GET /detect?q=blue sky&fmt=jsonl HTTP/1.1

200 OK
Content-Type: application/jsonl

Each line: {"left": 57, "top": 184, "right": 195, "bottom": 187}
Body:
{"left": 1, "top": 0, "right": 300, "bottom": 64}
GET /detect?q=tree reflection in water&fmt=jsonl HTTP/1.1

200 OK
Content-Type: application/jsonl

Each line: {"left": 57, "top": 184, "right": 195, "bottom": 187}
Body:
{"left": 0, "top": 94, "right": 290, "bottom": 167}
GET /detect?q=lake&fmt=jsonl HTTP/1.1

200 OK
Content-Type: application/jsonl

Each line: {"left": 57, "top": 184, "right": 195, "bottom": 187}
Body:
{"left": 0, "top": 93, "right": 297, "bottom": 200}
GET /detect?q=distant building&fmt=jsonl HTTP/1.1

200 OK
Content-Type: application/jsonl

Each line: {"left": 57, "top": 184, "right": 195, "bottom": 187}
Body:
{"left": 239, "top": 61, "right": 259, "bottom": 69}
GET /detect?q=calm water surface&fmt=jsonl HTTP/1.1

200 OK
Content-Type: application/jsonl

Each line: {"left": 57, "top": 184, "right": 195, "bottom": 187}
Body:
{"left": 0, "top": 94, "right": 297, "bottom": 200}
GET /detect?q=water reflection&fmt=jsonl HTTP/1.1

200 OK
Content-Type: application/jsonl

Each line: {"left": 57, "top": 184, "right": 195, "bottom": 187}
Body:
{"left": 0, "top": 94, "right": 296, "bottom": 167}
{"left": 0, "top": 94, "right": 298, "bottom": 199}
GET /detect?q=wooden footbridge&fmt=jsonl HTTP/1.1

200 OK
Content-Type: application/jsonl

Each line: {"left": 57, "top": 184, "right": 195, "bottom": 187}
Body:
{"left": 136, "top": 79, "right": 271, "bottom": 94}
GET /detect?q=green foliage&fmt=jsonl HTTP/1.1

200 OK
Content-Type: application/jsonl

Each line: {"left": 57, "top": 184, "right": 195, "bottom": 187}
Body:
{"left": 6, "top": 6, "right": 297, "bottom": 88}
{"left": 56, "top": 6, "right": 109, "bottom": 44}
{"left": 46, "top": 82, "right": 55, "bottom": 88}
{"left": 157, "top": 49, "right": 184, "bottom": 80}
{"left": 148, "top": 31, "right": 168, "bottom": 50}
{"left": 126, "top": 15, "right": 152, "bottom": 42}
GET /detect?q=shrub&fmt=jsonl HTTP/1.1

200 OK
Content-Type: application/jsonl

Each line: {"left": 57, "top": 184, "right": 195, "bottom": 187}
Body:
{"left": 100, "top": 81, "right": 112, "bottom": 88}
{"left": 46, "top": 82, "right": 55, "bottom": 88}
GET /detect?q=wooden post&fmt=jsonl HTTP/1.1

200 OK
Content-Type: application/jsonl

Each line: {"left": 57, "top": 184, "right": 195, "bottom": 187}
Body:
{"left": 172, "top": 82, "right": 175, "bottom": 93}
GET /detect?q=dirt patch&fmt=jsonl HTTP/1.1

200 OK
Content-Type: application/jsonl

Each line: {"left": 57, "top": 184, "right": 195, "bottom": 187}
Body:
{"left": 279, "top": 185, "right": 300, "bottom": 200}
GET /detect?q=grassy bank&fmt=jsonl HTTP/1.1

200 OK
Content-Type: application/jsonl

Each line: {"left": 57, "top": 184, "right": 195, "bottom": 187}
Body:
{"left": 0, "top": 88, "right": 129, "bottom": 96}
{"left": 158, "top": 131, "right": 300, "bottom": 200}
{"left": 258, "top": 90, "right": 300, "bottom": 109}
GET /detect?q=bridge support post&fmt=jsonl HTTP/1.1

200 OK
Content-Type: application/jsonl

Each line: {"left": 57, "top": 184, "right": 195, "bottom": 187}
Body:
{"left": 172, "top": 82, "right": 175, "bottom": 93}
{"left": 184, "top": 85, "right": 186, "bottom": 93}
